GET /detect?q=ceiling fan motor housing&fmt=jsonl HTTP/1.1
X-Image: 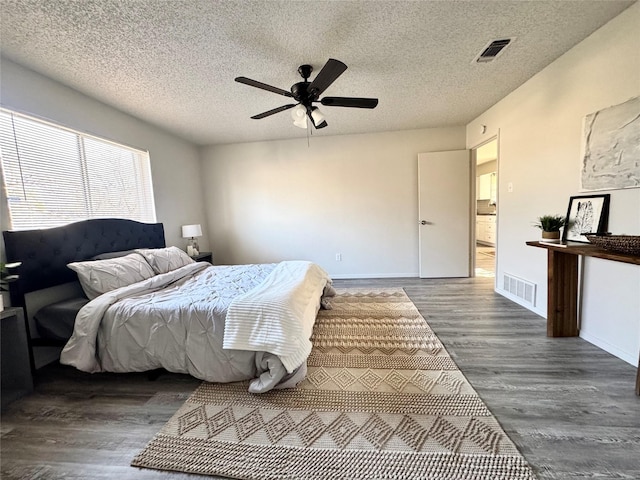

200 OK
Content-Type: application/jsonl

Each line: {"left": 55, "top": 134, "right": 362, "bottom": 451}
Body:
{"left": 292, "top": 65, "right": 319, "bottom": 106}
{"left": 291, "top": 82, "right": 317, "bottom": 106}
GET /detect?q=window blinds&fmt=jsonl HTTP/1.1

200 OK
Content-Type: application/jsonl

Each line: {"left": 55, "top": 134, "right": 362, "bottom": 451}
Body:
{"left": 0, "top": 109, "right": 156, "bottom": 230}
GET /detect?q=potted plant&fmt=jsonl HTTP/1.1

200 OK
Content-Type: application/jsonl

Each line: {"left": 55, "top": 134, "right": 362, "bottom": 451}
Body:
{"left": 534, "top": 215, "right": 566, "bottom": 240}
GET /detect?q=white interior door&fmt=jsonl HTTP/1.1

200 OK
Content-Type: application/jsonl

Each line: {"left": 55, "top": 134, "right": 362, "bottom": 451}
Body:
{"left": 418, "top": 150, "right": 470, "bottom": 278}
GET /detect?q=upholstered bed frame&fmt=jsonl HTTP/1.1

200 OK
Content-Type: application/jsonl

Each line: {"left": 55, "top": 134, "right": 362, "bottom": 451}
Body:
{"left": 2, "top": 218, "right": 165, "bottom": 370}
{"left": 3, "top": 218, "right": 165, "bottom": 308}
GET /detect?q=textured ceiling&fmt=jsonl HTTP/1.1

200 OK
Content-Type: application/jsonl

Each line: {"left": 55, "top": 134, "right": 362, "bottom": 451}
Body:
{"left": 0, "top": 0, "right": 635, "bottom": 146}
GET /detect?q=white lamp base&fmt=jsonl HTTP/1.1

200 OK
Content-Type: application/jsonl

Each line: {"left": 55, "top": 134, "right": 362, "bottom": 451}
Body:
{"left": 186, "top": 238, "right": 200, "bottom": 256}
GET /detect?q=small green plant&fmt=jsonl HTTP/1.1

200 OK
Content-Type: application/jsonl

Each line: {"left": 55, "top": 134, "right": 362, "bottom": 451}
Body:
{"left": 533, "top": 215, "right": 566, "bottom": 232}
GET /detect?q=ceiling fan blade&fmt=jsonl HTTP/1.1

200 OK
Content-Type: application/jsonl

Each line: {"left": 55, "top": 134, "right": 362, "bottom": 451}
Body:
{"left": 235, "top": 77, "right": 293, "bottom": 97}
{"left": 320, "top": 97, "right": 379, "bottom": 109}
{"left": 250, "top": 104, "right": 297, "bottom": 119}
{"left": 307, "top": 59, "right": 347, "bottom": 98}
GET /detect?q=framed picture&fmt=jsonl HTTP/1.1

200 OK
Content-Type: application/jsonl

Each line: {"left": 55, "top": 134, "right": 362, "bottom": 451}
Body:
{"left": 563, "top": 194, "right": 610, "bottom": 242}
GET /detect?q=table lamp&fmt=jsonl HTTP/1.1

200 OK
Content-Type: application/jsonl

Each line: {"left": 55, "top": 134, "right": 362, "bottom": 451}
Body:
{"left": 181, "top": 224, "right": 202, "bottom": 256}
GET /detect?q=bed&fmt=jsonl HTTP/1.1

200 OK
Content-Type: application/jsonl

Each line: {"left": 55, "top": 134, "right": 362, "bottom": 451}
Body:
{"left": 2, "top": 218, "right": 333, "bottom": 393}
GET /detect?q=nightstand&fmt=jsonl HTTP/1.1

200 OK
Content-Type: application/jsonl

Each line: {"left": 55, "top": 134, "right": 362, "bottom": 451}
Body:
{"left": 191, "top": 251, "right": 213, "bottom": 264}
{"left": 1, "top": 307, "right": 34, "bottom": 410}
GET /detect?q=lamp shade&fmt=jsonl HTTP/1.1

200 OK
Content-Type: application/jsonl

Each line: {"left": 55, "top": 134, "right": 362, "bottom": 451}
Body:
{"left": 293, "top": 117, "right": 308, "bottom": 129}
{"left": 181, "top": 224, "right": 202, "bottom": 238}
{"left": 291, "top": 105, "right": 308, "bottom": 129}
{"left": 310, "top": 107, "right": 325, "bottom": 125}
{"left": 310, "top": 106, "right": 328, "bottom": 129}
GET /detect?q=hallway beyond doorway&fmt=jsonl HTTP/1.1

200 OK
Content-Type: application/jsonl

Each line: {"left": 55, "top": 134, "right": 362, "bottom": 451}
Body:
{"left": 475, "top": 244, "right": 495, "bottom": 277}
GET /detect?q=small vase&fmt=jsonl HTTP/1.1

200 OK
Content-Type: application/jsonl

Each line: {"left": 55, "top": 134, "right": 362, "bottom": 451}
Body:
{"left": 541, "top": 230, "right": 560, "bottom": 240}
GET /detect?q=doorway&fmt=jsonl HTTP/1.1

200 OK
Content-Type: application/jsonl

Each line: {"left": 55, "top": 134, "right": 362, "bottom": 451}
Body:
{"left": 473, "top": 139, "right": 498, "bottom": 278}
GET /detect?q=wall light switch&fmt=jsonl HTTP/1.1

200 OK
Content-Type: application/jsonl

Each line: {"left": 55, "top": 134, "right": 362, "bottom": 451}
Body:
{"left": 507, "top": 182, "right": 513, "bottom": 193}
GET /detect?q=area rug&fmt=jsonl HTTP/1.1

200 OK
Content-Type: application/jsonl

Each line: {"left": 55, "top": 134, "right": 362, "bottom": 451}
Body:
{"left": 132, "top": 288, "right": 536, "bottom": 479}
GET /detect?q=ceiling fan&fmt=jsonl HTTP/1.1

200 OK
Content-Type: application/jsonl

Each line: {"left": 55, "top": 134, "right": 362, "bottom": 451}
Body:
{"left": 235, "top": 58, "right": 378, "bottom": 130}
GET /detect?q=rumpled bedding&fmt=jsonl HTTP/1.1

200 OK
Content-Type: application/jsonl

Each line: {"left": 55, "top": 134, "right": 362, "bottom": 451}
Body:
{"left": 60, "top": 261, "right": 332, "bottom": 392}
{"left": 224, "top": 261, "right": 332, "bottom": 373}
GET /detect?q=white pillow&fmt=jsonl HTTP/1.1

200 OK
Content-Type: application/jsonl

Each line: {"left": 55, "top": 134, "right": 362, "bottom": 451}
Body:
{"left": 135, "top": 246, "right": 195, "bottom": 274}
{"left": 68, "top": 253, "right": 156, "bottom": 300}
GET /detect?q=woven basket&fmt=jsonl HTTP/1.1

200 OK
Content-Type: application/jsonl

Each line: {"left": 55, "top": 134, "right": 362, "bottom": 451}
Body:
{"left": 585, "top": 234, "right": 640, "bottom": 256}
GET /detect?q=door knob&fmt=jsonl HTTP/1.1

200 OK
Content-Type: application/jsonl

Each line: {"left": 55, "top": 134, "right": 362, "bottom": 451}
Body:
{"left": 420, "top": 220, "right": 427, "bottom": 225}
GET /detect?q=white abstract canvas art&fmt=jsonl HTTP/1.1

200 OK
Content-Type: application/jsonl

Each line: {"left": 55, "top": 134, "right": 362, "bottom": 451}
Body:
{"left": 580, "top": 96, "right": 640, "bottom": 191}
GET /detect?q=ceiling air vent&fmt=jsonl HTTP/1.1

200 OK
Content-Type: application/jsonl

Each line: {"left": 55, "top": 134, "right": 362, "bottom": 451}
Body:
{"left": 473, "top": 38, "right": 513, "bottom": 63}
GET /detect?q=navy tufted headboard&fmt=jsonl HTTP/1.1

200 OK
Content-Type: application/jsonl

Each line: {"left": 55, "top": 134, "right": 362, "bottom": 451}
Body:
{"left": 3, "top": 218, "right": 165, "bottom": 308}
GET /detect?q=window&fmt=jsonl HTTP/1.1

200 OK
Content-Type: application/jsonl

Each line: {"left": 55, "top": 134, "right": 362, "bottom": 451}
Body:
{"left": 0, "top": 109, "right": 156, "bottom": 230}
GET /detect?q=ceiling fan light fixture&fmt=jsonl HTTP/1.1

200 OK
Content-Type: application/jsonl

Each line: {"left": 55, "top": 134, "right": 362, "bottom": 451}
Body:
{"left": 310, "top": 107, "right": 325, "bottom": 125}
{"left": 291, "top": 104, "right": 307, "bottom": 128}
{"left": 293, "top": 117, "right": 308, "bottom": 129}
{"left": 308, "top": 106, "right": 327, "bottom": 129}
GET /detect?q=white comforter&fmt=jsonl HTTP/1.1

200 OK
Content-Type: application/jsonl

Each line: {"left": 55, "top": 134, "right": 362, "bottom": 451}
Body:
{"left": 60, "top": 261, "right": 331, "bottom": 392}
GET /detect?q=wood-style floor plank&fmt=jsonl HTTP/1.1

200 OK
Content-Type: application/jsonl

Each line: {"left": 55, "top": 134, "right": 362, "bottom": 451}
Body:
{"left": 1, "top": 270, "right": 638, "bottom": 479}
{"left": 405, "top": 277, "right": 638, "bottom": 480}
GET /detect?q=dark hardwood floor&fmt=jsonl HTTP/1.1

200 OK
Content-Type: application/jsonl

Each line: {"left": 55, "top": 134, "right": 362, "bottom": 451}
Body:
{"left": 1, "top": 274, "right": 638, "bottom": 479}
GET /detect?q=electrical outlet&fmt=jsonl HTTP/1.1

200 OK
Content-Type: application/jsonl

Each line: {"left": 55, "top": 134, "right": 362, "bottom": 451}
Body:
{"left": 335, "top": 253, "right": 342, "bottom": 262}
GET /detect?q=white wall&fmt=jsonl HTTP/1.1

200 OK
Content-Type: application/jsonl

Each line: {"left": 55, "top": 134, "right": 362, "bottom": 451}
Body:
{"left": 201, "top": 127, "right": 465, "bottom": 278}
{"left": 467, "top": 4, "right": 640, "bottom": 365}
{"left": 0, "top": 58, "right": 208, "bottom": 251}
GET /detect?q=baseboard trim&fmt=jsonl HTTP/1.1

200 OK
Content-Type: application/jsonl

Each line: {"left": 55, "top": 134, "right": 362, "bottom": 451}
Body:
{"left": 329, "top": 273, "right": 420, "bottom": 280}
{"left": 579, "top": 331, "right": 637, "bottom": 366}
{"left": 495, "top": 287, "right": 545, "bottom": 317}
{"left": 496, "top": 287, "right": 636, "bottom": 367}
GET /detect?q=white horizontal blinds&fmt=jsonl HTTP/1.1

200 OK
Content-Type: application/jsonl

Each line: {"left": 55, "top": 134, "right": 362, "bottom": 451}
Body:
{"left": 0, "top": 109, "right": 156, "bottom": 230}
{"left": 0, "top": 114, "right": 87, "bottom": 229}
{"left": 83, "top": 136, "right": 155, "bottom": 221}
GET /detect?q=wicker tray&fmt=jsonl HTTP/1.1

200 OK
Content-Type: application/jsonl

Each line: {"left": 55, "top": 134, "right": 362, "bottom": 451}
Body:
{"left": 585, "top": 234, "right": 640, "bottom": 256}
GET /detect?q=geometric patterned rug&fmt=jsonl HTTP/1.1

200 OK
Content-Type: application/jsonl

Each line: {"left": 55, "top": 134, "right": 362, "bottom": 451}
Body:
{"left": 131, "top": 288, "right": 537, "bottom": 479}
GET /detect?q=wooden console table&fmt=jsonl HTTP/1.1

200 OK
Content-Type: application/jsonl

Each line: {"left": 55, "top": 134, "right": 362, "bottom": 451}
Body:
{"left": 526, "top": 241, "right": 640, "bottom": 395}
